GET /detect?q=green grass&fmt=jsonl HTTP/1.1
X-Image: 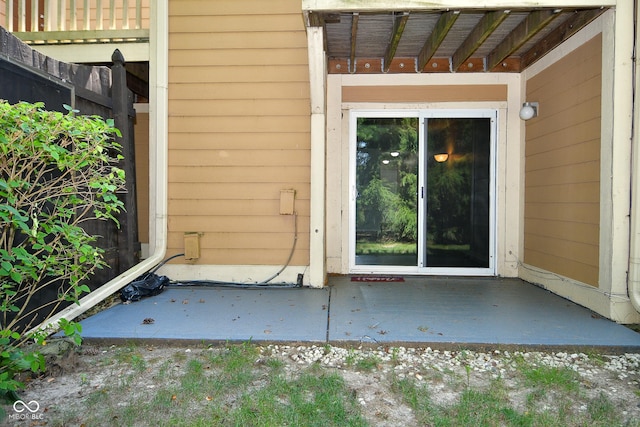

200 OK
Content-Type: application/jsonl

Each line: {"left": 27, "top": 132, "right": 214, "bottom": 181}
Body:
{"left": 23, "top": 344, "right": 640, "bottom": 427}
{"left": 521, "top": 365, "right": 580, "bottom": 392}
{"left": 390, "top": 359, "right": 638, "bottom": 427}
{"left": 61, "top": 343, "right": 366, "bottom": 427}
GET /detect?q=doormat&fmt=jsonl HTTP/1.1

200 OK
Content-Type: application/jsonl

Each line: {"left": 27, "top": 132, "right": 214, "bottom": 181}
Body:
{"left": 351, "top": 276, "right": 404, "bottom": 282}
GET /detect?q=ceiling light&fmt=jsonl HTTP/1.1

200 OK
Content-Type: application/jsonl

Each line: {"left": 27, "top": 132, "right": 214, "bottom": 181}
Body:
{"left": 434, "top": 153, "right": 449, "bottom": 163}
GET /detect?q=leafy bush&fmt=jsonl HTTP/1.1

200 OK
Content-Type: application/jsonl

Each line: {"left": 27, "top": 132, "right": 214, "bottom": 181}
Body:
{"left": 0, "top": 100, "right": 125, "bottom": 396}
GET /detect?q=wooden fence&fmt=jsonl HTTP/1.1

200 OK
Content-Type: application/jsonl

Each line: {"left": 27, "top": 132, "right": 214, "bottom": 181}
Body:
{"left": 0, "top": 25, "right": 139, "bottom": 324}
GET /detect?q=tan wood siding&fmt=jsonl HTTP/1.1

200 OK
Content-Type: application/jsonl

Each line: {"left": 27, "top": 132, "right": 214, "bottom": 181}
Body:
{"left": 523, "top": 34, "right": 602, "bottom": 286}
{"left": 167, "top": 0, "right": 310, "bottom": 266}
{"left": 342, "top": 84, "right": 508, "bottom": 103}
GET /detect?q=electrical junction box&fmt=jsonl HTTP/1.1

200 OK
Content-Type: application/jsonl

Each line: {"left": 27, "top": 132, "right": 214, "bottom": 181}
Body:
{"left": 280, "top": 189, "right": 295, "bottom": 215}
{"left": 184, "top": 232, "right": 201, "bottom": 260}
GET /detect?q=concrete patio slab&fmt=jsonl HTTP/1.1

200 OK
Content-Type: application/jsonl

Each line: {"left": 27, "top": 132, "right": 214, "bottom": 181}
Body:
{"left": 329, "top": 277, "right": 640, "bottom": 348}
{"left": 79, "top": 286, "right": 330, "bottom": 343}
{"left": 77, "top": 276, "right": 640, "bottom": 350}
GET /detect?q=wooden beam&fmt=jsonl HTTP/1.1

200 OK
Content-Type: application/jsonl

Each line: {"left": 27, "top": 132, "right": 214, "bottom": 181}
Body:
{"left": 452, "top": 10, "right": 509, "bottom": 72}
{"left": 383, "top": 12, "right": 410, "bottom": 72}
{"left": 387, "top": 57, "right": 418, "bottom": 73}
{"left": 486, "top": 9, "right": 560, "bottom": 71}
{"left": 350, "top": 12, "right": 359, "bottom": 73}
{"left": 456, "top": 57, "right": 484, "bottom": 72}
{"left": 13, "top": 28, "right": 150, "bottom": 43}
{"left": 301, "top": 0, "right": 615, "bottom": 12}
{"left": 418, "top": 10, "right": 459, "bottom": 71}
{"left": 520, "top": 8, "right": 606, "bottom": 69}
{"left": 306, "top": 11, "right": 324, "bottom": 27}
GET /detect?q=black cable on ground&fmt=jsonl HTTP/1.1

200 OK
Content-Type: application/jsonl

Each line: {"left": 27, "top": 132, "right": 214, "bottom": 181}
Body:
{"left": 168, "top": 279, "right": 302, "bottom": 289}
{"left": 156, "top": 212, "right": 303, "bottom": 289}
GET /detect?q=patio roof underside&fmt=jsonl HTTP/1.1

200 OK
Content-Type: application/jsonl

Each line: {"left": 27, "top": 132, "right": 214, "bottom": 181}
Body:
{"left": 305, "top": 7, "right": 608, "bottom": 74}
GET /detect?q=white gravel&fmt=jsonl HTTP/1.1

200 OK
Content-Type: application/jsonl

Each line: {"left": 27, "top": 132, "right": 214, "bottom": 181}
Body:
{"left": 264, "top": 344, "right": 640, "bottom": 380}
{"left": 263, "top": 343, "right": 640, "bottom": 422}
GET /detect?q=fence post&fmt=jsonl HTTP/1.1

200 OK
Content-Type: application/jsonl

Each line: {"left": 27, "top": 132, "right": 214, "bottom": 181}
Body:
{"left": 111, "top": 48, "right": 140, "bottom": 272}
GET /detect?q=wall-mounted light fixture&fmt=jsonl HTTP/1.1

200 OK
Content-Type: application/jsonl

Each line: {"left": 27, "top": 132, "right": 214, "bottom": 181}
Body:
{"left": 519, "top": 102, "right": 539, "bottom": 121}
{"left": 434, "top": 153, "right": 449, "bottom": 163}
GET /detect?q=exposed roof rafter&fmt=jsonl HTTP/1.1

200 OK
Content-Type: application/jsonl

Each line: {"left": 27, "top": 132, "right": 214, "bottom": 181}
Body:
{"left": 452, "top": 10, "right": 510, "bottom": 72}
{"left": 520, "top": 8, "right": 605, "bottom": 69}
{"left": 486, "top": 9, "right": 561, "bottom": 71}
{"left": 317, "top": 7, "right": 609, "bottom": 75}
{"left": 350, "top": 12, "right": 359, "bottom": 73}
{"left": 417, "top": 11, "right": 459, "bottom": 72}
{"left": 383, "top": 12, "right": 410, "bottom": 72}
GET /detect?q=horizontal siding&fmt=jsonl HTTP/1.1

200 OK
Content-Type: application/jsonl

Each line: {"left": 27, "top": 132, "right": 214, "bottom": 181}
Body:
{"left": 163, "top": 133, "right": 307, "bottom": 150}
{"left": 168, "top": 183, "right": 310, "bottom": 201}
{"left": 168, "top": 66, "right": 309, "bottom": 84}
{"left": 169, "top": 99, "right": 310, "bottom": 116}
{"left": 168, "top": 232, "right": 308, "bottom": 249}
{"left": 523, "top": 34, "right": 602, "bottom": 287}
{"left": 169, "top": 82, "right": 310, "bottom": 101}
{"left": 524, "top": 202, "right": 599, "bottom": 224}
{"left": 168, "top": 0, "right": 310, "bottom": 266}
{"left": 525, "top": 118, "right": 600, "bottom": 156}
{"left": 523, "top": 249, "right": 599, "bottom": 286}
{"left": 168, "top": 199, "right": 309, "bottom": 217}
{"left": 169, "top": 116, "right": 309, "bottom": 133}
{"left": 169, "top": 0, "right": 299, "bottom": 16}
{"left": 169, "top": 166, "right": 310, "bottom": 183}
{"left": 343, "top": 84, "right": 508, "bottom": 103}
{"left": 168, "top": 150, "right": 310, "bottom": 167}
{"left": 525, "top": 139, "right": 600, "bottom": 170}
{"left": 170, "top": 32, "right": 307, "bottom": 51}
{"left": 170, "top": 14, "right": 303, "bottom": 33}
{"left": 169, "top": 49, "right": 309, "bottom": 67}
{"left": 168, "top": 215, "right": 309, "bottom": 233}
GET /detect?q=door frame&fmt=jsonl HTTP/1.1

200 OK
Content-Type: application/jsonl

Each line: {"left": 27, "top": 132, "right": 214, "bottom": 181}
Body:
{"left": 348, "top": 108, "right": 498, "bottom": 276}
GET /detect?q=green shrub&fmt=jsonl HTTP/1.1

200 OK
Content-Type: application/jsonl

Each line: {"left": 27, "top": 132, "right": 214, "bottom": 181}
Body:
{"left": 0, "top": 100, "right": 125, "bottom": 397}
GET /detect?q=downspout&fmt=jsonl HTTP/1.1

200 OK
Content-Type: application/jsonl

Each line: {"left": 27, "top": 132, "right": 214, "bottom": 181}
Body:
{"left": 29, "top": 0, "right": 170, "bottom": 335}
{"left": 628, "top": 0, "right": 640, "bottom": 314}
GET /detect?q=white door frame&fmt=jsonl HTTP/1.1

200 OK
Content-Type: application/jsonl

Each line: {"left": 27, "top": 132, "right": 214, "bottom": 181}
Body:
{"left": 348, "top": 108, "right": 497, "bottom": 276}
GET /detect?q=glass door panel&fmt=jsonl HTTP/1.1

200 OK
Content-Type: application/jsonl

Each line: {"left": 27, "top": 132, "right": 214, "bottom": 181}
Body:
{"left": 355, "top": 117, "right": 418, "bottom": 266}
{"left": 424, "top": 117, "right": 491, "bottom": 268}
{"left": 350, "top": 110, "right": 495, "bottom": 274}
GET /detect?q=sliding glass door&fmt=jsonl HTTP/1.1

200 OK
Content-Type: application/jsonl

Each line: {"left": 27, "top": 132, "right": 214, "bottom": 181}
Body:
{"left": 351, "top": 110, "right": 496, "bottom": 275}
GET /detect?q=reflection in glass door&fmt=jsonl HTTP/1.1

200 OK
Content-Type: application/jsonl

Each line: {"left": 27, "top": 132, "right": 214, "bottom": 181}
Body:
{"left": 351, "top": 110, "right": 495, "bottom": 274}
{"left": 424, "top": 117, "right": 491, "bottom": 269}
{"left": 354, "top": 116, "right": 419, "bottom": 266}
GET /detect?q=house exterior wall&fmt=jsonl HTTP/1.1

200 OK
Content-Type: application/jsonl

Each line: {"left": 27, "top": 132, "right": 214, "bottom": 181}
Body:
{"left": 519, "top": 10, "right": 640, "bottom": 323}
{"left": 523, "top": 34, "right": 602, "bottom": 287}
{"left": 164, "top": 0, "right": 311, "bottom": 279}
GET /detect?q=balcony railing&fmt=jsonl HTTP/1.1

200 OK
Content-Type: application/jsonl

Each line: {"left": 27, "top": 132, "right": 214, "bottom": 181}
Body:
{"left": 3, "top": 0, "right": 149, "bottom": 44}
